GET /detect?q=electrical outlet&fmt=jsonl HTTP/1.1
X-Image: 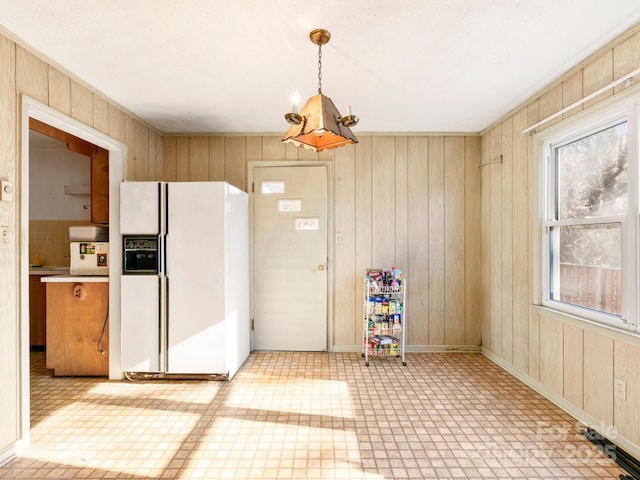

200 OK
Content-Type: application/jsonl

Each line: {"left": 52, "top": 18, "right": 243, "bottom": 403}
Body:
{"left": 45, "top": 233, "right": 53, "bottom": 244}
{"left": 336, "top": 232, "right": 343, "bottom": 244}
{"left": 615, "top": 378, "right": 626, "bottom": 400}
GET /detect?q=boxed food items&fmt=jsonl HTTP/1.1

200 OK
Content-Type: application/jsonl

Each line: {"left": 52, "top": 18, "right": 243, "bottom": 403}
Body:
{"left": 365, "top": 267, "right": 402, "bottom": 291}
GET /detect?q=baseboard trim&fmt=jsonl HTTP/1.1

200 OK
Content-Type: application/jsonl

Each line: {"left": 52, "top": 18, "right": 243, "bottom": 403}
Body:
{"left": 406, "top": 345, "right": 481, "bottom": 353}
{"left": 481, "top": 346, "right": 640, "bottom": 461}
{"left": 0, "top": 439, "right": 23, "bottom": 468}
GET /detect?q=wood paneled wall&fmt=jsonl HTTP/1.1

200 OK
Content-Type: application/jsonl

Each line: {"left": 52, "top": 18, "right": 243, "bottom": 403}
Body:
{"left": 163, "top": 134, "right": 482, "bottom": 349}
{"left": 0, "top": 31, "right": 162, "bottom": 454}
{"left": 14, "top": 48, "right": 163, "bottom": 181}
{"left": 481, "top": 26, "right": 640, "bottom": 450}
{"left": 0, "top": 33, "right": 19, "bottom": 452}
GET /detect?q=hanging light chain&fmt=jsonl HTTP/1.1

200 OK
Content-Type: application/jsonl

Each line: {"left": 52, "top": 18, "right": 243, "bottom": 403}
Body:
{"left": 317, "top": 42, "right": 323, "bottom": 94}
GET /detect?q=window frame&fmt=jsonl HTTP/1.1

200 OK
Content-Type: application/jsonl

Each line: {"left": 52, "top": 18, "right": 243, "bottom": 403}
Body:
{"left": 540, "top": 98, "right": 639, "bottom": 333}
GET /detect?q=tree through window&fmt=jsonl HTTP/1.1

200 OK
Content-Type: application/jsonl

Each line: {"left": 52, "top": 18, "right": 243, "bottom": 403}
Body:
{"left": 547, "top": 121, "right": 628, "bottom": 318}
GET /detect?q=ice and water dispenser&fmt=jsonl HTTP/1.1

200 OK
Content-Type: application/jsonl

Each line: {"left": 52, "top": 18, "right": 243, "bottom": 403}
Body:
{"left": 122, "top": 236, "right": 159, "bottom": 274}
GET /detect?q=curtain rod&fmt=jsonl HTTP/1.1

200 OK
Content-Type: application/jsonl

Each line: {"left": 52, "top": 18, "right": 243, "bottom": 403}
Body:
{"left": 521, "top": 66, "right": 640, "bottom": 136}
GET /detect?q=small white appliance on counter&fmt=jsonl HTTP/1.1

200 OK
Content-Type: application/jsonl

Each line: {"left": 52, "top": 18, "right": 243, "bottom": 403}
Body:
{"left": 119, "top": 181, "right": 250, "bottom": 380}
{"left": 69, "top": 225, "right": 110, "bottom": 275}
{"left": 70, "top": 241, "right": 109, "bottom": 275}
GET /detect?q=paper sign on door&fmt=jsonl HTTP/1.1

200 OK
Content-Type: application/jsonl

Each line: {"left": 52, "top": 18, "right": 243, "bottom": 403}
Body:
{"left": 261, "top": 181, "right": 285, "bottom": 194}
{"left": 278, "top": 199, "right": 302, "bottom": 213}
{"left": 294, "top": 217, "right": 320, "bottom": 231}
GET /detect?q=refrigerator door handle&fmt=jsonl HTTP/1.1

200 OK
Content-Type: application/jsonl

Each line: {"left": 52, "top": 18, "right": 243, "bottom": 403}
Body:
{"left": 157, "top": 182, "right": 162, "bottom": 236}
{"left": 162, "top": 235, "right": 167, "bottom": 275}
{"left": 160, "top": 275, "right": 168, "bottom": 373}
{"left": 163, "top": 183, "right": 169, "bottom": 275}
{"left": 158, "top": 181, "right": 167, "bottom": 237}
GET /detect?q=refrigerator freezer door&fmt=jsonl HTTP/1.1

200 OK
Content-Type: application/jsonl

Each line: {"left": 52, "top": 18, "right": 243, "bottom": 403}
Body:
{"left": 120, "top": 182, "right": 163, "bottom": 235}
{"left": 121, "top": 275, "right": 164, "bottom": 372}
{"left": 165, "top": 182, "right": 227, "bottom": 374}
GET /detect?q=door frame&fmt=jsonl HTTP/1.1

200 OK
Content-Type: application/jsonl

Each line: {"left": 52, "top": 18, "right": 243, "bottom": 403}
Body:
{"left": 19, "top": 96, "right": 127, "bottom": 450}
{"left": 248, "top": 161, "right": 334, "bottom": 352}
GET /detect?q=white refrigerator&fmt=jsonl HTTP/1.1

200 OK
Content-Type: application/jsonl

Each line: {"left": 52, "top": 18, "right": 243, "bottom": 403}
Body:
{"left": 120, "top": 181, "right": 250, "bottom": 379}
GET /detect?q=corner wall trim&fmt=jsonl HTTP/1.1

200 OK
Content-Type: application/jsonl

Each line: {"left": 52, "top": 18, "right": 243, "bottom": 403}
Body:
{"left": 522, "top": 67, "right": 640, "bottom": 135}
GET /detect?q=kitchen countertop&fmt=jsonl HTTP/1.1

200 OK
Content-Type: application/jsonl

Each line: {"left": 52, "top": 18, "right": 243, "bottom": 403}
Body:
{"left": 29, "top": 266, "right": 70, "bottom": 275}
{"left": 41, "top": 274, "right": 109, "bottom": 283}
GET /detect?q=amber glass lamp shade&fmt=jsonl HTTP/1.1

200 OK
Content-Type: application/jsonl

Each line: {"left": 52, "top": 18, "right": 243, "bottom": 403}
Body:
{"left": 282, "top": 94, "right": 358, "bottom": 152}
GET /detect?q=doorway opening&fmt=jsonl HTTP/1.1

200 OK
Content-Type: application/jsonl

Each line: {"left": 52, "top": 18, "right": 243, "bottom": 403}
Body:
{"left": 19, "top": 96, "right": 126, "bottom": 451}
{"left": 28, "top": 121, "right": 110, "bottom": 378}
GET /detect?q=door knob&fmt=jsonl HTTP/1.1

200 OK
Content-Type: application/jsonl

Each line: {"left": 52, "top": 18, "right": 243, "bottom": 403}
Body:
{"left": 316, "top": 265, "right": 325, "bottom": 271}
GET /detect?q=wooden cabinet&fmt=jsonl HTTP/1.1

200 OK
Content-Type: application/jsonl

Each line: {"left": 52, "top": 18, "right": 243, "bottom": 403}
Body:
{"left": 29, "top": 118, "right": 110, "bottom": 224}
{"left": 45, "top": 281, "right": 109, "bottom": 376}
{"left": 29, "top": 275, "right": 48, "bottom": 346}
{"left": 91, "top": 146, "right": 109, "bottom": 224}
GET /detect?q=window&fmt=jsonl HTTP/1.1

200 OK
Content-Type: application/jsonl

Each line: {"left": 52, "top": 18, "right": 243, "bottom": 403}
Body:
{"left": 542, "top": 100, "right": 638, "bottom": 332}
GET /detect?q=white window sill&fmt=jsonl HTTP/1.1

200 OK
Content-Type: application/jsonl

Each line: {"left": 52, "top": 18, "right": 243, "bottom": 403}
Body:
{"left": 530, "top": 304, "right": 640, "bottom": 347}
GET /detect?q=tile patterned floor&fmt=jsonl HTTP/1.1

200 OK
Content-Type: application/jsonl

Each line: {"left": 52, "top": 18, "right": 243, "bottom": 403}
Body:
{"left": 0, "top": 351, "right": 627, "bottom": 479}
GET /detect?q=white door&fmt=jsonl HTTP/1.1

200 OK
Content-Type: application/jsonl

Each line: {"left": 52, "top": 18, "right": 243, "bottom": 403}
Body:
{"left": 252, "top": 165, "right": 328, "bottom": 351}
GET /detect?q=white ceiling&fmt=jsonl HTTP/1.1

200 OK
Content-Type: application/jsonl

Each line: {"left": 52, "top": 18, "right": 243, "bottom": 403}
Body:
{"left": 2, "top": 1, "right": 640, "bottom": 134}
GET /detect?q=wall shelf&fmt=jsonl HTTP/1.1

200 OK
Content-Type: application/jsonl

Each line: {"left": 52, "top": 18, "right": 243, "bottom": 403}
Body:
{"left": 64, "top": 184, "right": 90, "bottom": 195}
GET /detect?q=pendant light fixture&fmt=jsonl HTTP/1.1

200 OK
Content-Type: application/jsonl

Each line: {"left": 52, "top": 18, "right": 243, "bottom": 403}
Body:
{"left": 283, "top": 29, "right": 359, "bottom": 152}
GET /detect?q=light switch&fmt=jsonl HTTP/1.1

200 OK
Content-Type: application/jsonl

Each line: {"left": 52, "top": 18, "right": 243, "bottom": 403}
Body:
{"left": 0, "top": 226, "right": 8, "bottom": 247}
{"left": 0, "top": 181, "right": 13, "bottom": 202}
